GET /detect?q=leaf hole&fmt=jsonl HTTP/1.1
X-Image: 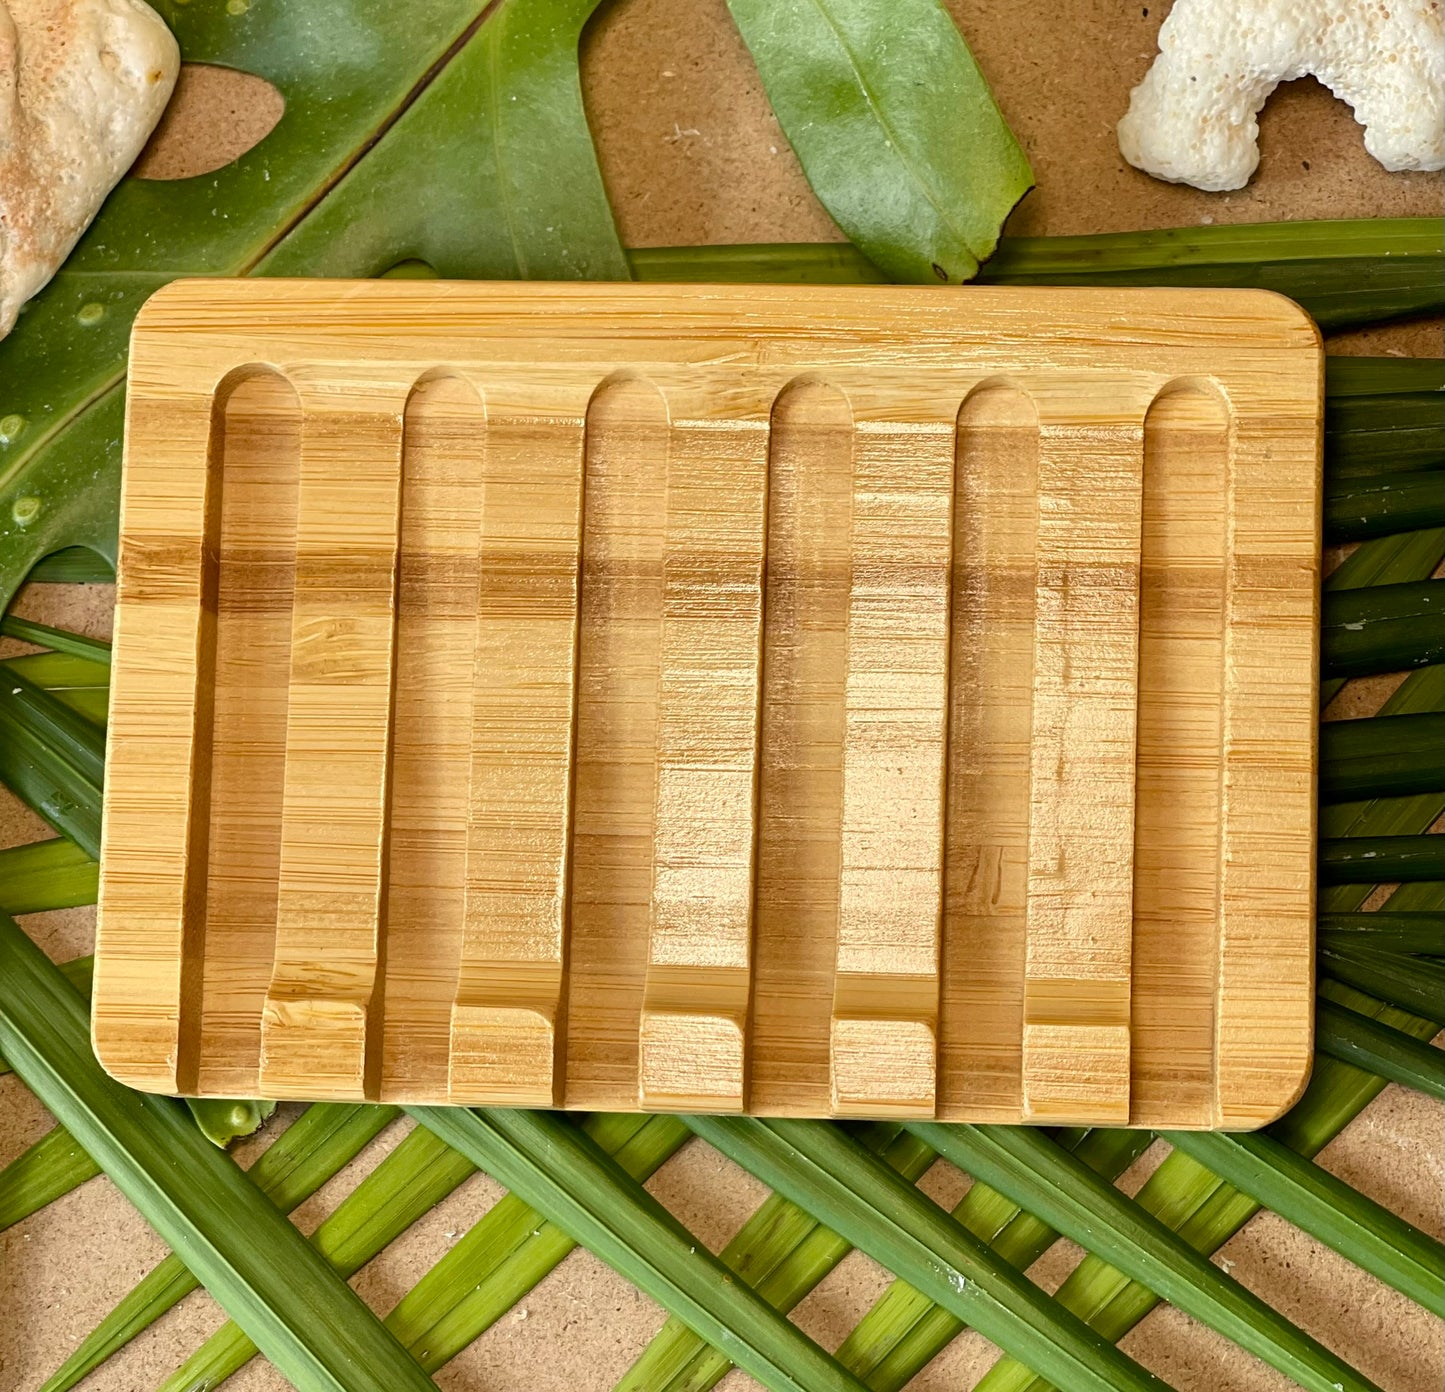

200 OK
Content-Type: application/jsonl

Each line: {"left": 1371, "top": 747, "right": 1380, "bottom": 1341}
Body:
{"left": 132, "top": 64, "right": 284, "bottom": 181}
{"left": 381, "top": 261, "right": 441, "bottom": 281}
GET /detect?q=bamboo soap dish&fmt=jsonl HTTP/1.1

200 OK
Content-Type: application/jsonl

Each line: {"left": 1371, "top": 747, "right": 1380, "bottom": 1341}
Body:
{"left": 96, "top": 279, "right": 1321, "bottom": 1128}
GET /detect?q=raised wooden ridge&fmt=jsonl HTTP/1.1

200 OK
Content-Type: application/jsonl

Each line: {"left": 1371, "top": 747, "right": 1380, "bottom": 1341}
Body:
{"left": 95, "top": 279, "right": 1321, "bottom": 1128}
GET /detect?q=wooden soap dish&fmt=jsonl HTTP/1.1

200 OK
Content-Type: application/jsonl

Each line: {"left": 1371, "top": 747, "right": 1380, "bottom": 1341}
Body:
{"left": 95, "top": 279, "right": 1321, "bottom": 1128}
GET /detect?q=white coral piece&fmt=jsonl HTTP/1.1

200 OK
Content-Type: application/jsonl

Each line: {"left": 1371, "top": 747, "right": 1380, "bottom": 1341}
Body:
{"left": 0, "top": 0, "right": 179, "bottom": 335}
{"left": 1118, "top": 0, "right": 1445, "bottom": 191}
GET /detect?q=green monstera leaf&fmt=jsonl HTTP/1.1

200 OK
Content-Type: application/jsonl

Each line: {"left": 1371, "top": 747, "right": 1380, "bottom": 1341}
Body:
{"left": 0, "top": 0, "right": 625, "bottom": 611}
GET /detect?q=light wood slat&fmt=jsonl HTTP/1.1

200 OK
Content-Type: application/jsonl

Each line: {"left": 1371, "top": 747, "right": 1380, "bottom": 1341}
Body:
{"left": 564, "top": 377, "right": 669, "bottom": 1106}
{"left": 830, "top": 422, "right": 955, "bottom": 1118}
{"left": 448, "top": 408, "right": 586, "bottom": 1106}
{"left": 1021, "top": 421, "right": 1144, "bottom": 1125}
{"left": 258, "top": 392, "right": 404, "bottom": 1101}
{"left": 639, "top": 419, "right": 769, "bottom": 1111}
{"left": 193, "top": 372, "right": 302, "bottom": 1096}
{"left": 379, "top": 376, "right": 486, "bottom": 1099}
{"left": 1214, "top": 379, "right": 1321, "bottom": 1128}
{"left": 1129, "top": 384, "right": 1228, "bottom": 1124}
{"left": 939, "top": 385, "right": 1039, "bottom": 1120}
{"left": 748, "top": 381, "right": 853, "bottom": 1115}
{"left": 93, "top": 391, "right": 217, "bottom": 1093}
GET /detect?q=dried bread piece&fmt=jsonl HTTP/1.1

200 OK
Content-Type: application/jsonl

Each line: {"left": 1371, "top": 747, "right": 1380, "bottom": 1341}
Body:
{"left": 0, "top": 0, "right": 178, "bottom": 335}
{"left": 1119, "top": 0, "right": 1445, "bottom": 191}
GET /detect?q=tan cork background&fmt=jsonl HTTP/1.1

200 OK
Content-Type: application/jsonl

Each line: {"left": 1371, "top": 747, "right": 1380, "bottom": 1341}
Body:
{"left": 2, "top": 1, "right": 1442, "bottom": 1388}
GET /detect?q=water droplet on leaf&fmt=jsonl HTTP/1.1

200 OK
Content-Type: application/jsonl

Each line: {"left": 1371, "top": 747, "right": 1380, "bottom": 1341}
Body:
{"left": 12, "top": 495, "right": 43, "bottom": 526}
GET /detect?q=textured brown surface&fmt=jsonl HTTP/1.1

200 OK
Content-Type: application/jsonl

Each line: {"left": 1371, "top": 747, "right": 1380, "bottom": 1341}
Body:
{"left": 2, "top": 0, "right": 1441, "bottom": 1388}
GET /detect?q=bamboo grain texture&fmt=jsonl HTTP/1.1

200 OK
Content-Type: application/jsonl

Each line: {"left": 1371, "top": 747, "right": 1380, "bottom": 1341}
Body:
{"left": 95, "top": 280, "right": 1321, "bottom": 1128}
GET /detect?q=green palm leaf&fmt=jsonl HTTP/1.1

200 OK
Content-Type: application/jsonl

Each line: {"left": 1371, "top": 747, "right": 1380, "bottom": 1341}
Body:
{"left": 689, "top": 1115, "right": 1170, "bottom": 1392}
{"left": 40, "top": 1102, "right": 398, "bottom": 1392}
{"left": 1326, "top": 470, "right": 1445, "bottom": 542}
{"left": 908, "top": 1122, "right": 1379, "bottom": 1392}
{"left": 1320, "top": 531, "right": 1445, "bottom": 705}
{"left": 0, "top": 650, "right": 110, "bottom": 725}
{"left": 1161, "top": 1129, "right": 1443, "bottom": 1310}
{"left": 1319, "top": 940, "right": 1445, "bottom": 1014}
{"left": 413, "top": 1107, "right": 876, "bottom": 1392}
{"left": 159, "top": 1121, "right": 476, "bottom": 1391}
{"left": 1315, "top": 997, "right": 1445, "bottom": 1099}
{"left": 1326, "top": 389, "right": 1445, "bottom": 473}
{"left": 626, "top": 219, "right": 1445, "bottom": 327}
{"left": 977, "top": 217, "right": 1445, "bottom": 327}
{"left": 386, "top": 1113, "right": 688, "bottom": 1372}
{"left": 0, "top": 838, "right": 97, "bottom": 916}
{"left": 974, "top": 898, "right": 1445, "bottom": 1392}
{"left": 1322, "top": 579, "right": 1445, "bottom": 679}
{"left": 616, "top": 1123, "right": 935, "bottom": 1392}
{"left": 1318, "top": 911, "right": 1444, "bottom": 956}
{"left": 834, "top": 1128, "right": 1152, "bottom": 1391}
{"left": 0, "top": 669, "right": 105, "bottom": 856}
{"left": 0, "top": 914, "right": 435, "bottom": 1392}
{"left": 0, "top": 615, "right": 111, "bottom": 663}
{"left": 0, "top": 1125, "right": 99, "bottom": 1230}
{"left": 621, "top": 1126, "right": 1152, "bottom": 1392}
{"left": 1325, "top": 354, "right": 1445, "bottom": 394}
{"left": 1320, "top": 711, "right": 1445, "bottom": 801}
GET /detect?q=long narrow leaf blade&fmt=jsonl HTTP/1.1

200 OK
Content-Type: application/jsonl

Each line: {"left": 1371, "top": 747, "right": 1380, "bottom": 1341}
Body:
{"left": 627, "top": 242, "right": 888, "bottom": 285}
{"left": 0, "top": 615, "right": 112, "bottom": 664}
{"left": 977, "top": 887, "right": 1445, "bottom": 1392}
{"left": 0, "top": 650, "right": 110, "bottom": 725}
{"left": 1327, "top": 396, "right": 1445, "bottom": 475}
{"left": 1325, "top": 470, "right": 1445, "bottom": 543}
{"left": 0, "top": 1124, "right": 100, "bottom": 1230}
{"left": 1317, "top": 911, "right": 1444, "bottom": 956}
{"left": 1325, "top": 530, "right": 1445, "bottom": 594}
{"left": 1326, "top": 356, "right": 1445, "bottom": 396}
{"left": 626, "top": 1127, "right": 1153, "bottom": 1392}
{"left": 978, "top": 217, "right": 1445, "bottom": 328}
{"left": 836, "top": 1129, "right": 1152, "bottom": 1392}
{"left": 1320, "top": 666, "right": 1445, "bottom": 904}
{"left": 1316, "top": 997, "right": 1445, "bottom": 1098}
{"left": 909, "top": 1123, "right": 1380, "bottom": 1392}
{"left": 0, "top": 914, "right": 435, "bottom": 1392}
{"left": 617, "top": 1123, "right": 935, "bottom": 1392}
{"left": 1162, "top": 1129, "right": 1444, "bottom": 1310}
{"left": 41, "top": 1102, "right": 399, "bottom": 1392}
{"left": 411, "top": 1106, "right": 875, "bottom": 1392}
{"left": 689, "top": 1115, "right": 1170, "bottom": 1392}
{"left": 1320, "top": 712, "right": 1445, "bottom": 802}
{"left": 0, "top": 838, "right": 97, "bottom": 915}
{"left": 1321, "top": 579, "right": 1445, "bottom": 679}
{"left": 1320, "top": 532, "right": 1445, "bottom": 705}
{"left": 625, "top": 219, "right": 1444, "bottom": 328}
{"left": 2, "top": 950, "right": 92, "bottom": 1076}
{"left": 1319, "top": 941, "right": 1445, "bottom": 1015}
{"left": 160, "top": 1121, "right": 475, "bottom": 1392}
{"left": 387, "top": 1114, "right": 688, "bottom": 1373}
{"left": 1318, "top": 837, "right": 1445, "bottom": 890}
{"left": 0, "top": 669, "right": 105, "bottom": 855}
